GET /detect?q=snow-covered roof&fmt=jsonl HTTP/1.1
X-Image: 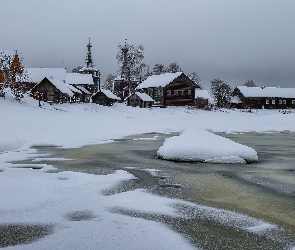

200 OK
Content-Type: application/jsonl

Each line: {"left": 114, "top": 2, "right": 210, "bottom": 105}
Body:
{"left": 137, "top": 72, "right": 183, "bottom": 89}
{"left": 42, "top": 77, "right": 81, "bottom": 96}
{"left": 74, "top": 85, "right": 91, "bottom": 95}
{"left": 99, "top": 90, "right": 121, "bottom": 100}
{"left": 231, "top": 95, "right": 242, "bottom": 104}
{"left": 236, "top": 86, "right": 295, "bottom": 98}
{"left": 195, "top": 89, "right": 210, "bottom": 99}
{"left": 66, "top": 73, "right": 94, "bottom": 85}
{"left": 27, "top": 68, "right": 66, "bottom": 83}
{"left": 134, "top": 92, "right": 154, "bottom": 102}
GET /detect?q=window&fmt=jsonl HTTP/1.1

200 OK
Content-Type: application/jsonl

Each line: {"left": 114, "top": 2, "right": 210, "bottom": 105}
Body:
{"left": 173, "top": 90, "right": 177, "bottom": 96}
{"left": 167, "top": 90, "right": 171, "bottom": 95}
{"left": 188, "top": 90, "right": 192, "bottom": 96}
{"left": 272, "top": 100, "right": 275, "bottom": 105}
{"left": 265, "top": 99, "right": 269, "bottom": 104}
{"left": 283, "top": 100, "right": 286, "bottom": 105}
{"left": 279, "top": 100, "right": 282, "bottom": 105}
{"left": 292, "top": 100, "right": 295, "bottom": 105}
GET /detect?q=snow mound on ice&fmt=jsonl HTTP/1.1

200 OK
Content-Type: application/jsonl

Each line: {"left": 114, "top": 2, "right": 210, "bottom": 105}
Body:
{"left": 157, "top": 128, "right": 258, "bottom": 163}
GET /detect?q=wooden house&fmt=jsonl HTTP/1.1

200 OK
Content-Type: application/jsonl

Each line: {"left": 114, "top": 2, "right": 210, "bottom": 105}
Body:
{"left": 66, "top": 73, "right": 94, "bottom": 102}
{"left": 136, "top": 72, "right": 198, "bottom": 107}
{"left": 92, "top": 89, "right": 120, "bottom": 106}
{"left": 195, "top": 89, "right": 210, "bottom": 109}
{"left": 31, "top": 77, "right": 81, "bottom": 104}
{"left": 232, "top": 86, "right": 295, "bottom": 109}
{"left": 126, "top": 92, "right": 154, "bottom": 108}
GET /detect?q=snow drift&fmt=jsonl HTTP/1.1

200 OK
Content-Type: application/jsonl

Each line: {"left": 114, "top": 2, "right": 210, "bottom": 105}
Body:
{"left": 157, "top": 128, "right": 258, "bottom": 163}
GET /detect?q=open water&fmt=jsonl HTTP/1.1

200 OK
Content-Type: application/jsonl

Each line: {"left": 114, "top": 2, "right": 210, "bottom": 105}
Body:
{"left": 7, "top": 132, "right": 295, "bottom": 249}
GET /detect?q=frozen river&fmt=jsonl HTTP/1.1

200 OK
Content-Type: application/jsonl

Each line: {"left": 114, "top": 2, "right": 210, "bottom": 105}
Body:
{"left": 4, "top": 131, "right": 295, "bottom": 249}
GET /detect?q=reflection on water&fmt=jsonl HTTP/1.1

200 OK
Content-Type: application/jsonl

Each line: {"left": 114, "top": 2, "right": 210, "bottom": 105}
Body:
{"left": 29, "top": 132, "right": 295, "bottom": 249}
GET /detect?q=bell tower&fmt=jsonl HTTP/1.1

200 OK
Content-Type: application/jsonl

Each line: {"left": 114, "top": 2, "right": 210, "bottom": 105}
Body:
{"left": 79, "top": 37, "right": 100, "bottom": 92}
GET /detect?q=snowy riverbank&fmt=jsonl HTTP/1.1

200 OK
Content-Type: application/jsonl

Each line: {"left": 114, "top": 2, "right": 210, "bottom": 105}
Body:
{"left": 1, "top": 95, "right": 295, "bottom": 249}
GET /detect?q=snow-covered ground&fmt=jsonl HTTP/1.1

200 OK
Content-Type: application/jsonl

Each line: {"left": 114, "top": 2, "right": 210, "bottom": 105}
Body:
{"left": 1, "top": 94, "right": 295, "bottom": 249}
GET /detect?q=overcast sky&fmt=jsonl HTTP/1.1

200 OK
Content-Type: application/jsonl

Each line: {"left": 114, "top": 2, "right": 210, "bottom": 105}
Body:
{"left": 2, "top": 0, "right": 295, "bottom": 89}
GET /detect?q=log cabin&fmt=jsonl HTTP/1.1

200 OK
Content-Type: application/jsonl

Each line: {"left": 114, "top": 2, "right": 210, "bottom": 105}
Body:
{"left": 92, "top": 89, "right": 120, "bottom": 106}
{"left": 31, "top": 77, "right": 81, "bottom": 104}
{"left": 232, "top": 86, "right": 295, "bottom": 109}
{"left": 136, "top": 72, "right": 198, "bottom": 107}
{"left": 126, "top": 92, "right": 154, "bottom": 108}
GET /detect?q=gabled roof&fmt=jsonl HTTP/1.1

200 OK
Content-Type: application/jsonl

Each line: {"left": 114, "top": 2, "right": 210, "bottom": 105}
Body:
{"left": 66, "top": 73, "right": 94, "bottom": 85}
{"left": 27, "top": 68, "right": 66, "bottom": 83}
{"left": 95, "top": 90, "right": 121, "bottom": 100}
{"left": 33, "top": 77, "right": 81, "bottom": 96}
{"left": 48, "top": 78, "right": 81, "bottom": 96}
{"left": 74, "top": 85, "right": 91, "bottom": 95}
{"left": 137, "top": 72, "right": 183, "bottom": 89}
{"left": 125, "top": 92, "right": 154, "bottom": 102}
{"left": 134, "top": 92, "right": 154, "bottom": 102}
{"left": 195, "top": 89, "right": 210, "bottom": 99}
{"left": 236, "top": 86, "right": 295, "bottom": 98}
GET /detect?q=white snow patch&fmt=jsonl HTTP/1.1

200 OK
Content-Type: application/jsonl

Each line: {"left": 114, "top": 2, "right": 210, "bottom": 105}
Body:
{"left": 157, "top": 128, "right": 258, "bottom": 163}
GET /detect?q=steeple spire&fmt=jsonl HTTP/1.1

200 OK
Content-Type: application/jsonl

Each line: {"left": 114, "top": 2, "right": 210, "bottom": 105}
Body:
{"left": 86, "top": 37, "right": 93, "bottom": 68}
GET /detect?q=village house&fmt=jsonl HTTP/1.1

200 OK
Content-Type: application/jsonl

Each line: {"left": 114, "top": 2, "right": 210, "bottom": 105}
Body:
{"left": 125, "top": 92, "right": 154, "bottom": 108}
{"left": 232, "top": 86, "right": 295, "bottom": 109}
{"left": 136, "top": 72, "right": 198, "bottom": 107}
{"left": 92, "top": 89, "right": 121, "bottom": 106}
{"left": 31, "top": 76, "right": 82, "bottom": 104}
{"left": 195, "top": 89, "right": 210, "bottom": 109}
{"left": 66, "top": 73, "right": 93, "bottom": 102}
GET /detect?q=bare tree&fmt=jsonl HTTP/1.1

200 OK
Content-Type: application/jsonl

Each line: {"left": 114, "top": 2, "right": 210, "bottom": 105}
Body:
{"left": 116, "top": 42, "right": 145, "bottom": 95}
{"left": 189, "top": 72, "right": 202, "bottom": 88}
{"left": 166, "top": 62, "right": 182, "bottom": 73}
{"left": 103, "top": 74, "right": 116, "bottom": 90}
{"left": 153, "top": 63, "right": 166, "bottom": 75}
{"left": 244, "top": 80, "right": 256, "bottom": 87}
{"left": 210, "top": 78, "right": 232, "bottom": 108}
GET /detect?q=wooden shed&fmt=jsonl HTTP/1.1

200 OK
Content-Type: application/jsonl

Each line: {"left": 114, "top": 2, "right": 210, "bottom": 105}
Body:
{"left": 92, "top": 89, "right": 120, "bottom": 106}
{"left": 126, "top": 92, "right": 154, "bottom": 108}
{"left": 195, "top": 89, "right": 210, "bottom": 109}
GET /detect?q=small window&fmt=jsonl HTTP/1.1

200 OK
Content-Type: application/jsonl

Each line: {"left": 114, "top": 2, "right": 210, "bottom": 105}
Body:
{"left": 188, "top": 90, "right": 192, "bottom": 95}
{"left": 283, "top": 100, "right": 286, "bottom": 104}
{"left": 167, "top": 90, "right": 171, "bottom": 95}
{"left": 265, "top": 99, "right": 269, "bottom": 104}
{"left": 173, "top": 90, "right": 177, "bottom": 96}
{"left": 292, "top": 100, "right": 295, "bottom": 105}
{"left": 272, "top": 100, "right": 275, "bottom": 105}
{"left": 279, "top": 100, "right": 282, "bottom": 105}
